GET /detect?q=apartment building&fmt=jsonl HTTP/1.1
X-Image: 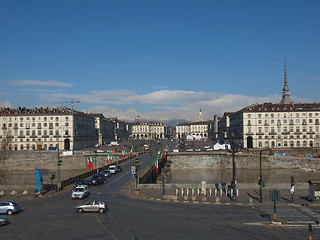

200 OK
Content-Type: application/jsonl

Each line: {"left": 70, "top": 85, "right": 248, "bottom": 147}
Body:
{"left": 0, "top": 107, "right": 96, "bottom": 151}
{"left": 131, "top": 122, "right": 168, "bottom": 140}
{"left": 218, "top": 61, "right": 320, "bottom": 148}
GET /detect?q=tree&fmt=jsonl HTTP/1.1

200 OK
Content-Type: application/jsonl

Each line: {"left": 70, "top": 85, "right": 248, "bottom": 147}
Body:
{"left": 0, "top": 130, "right": 12, "bottom": 162}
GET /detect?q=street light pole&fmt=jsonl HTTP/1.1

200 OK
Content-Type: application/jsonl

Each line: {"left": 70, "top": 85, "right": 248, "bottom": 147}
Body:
{"left": 259, "top": 148, "right": 270, "bottom": 203}
{"left": 259, "top": 150, "right": 263, "bottom": 203}
{"left": 227, "top": 131, "right": 241, "bottom": 201}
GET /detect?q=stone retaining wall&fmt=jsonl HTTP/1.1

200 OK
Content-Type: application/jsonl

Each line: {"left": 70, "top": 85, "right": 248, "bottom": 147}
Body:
{"left": 168, "top": 152, "right": 320, "bottom": 170}
{"left": 1, "top": 151, "right": 124, "bottom": 171}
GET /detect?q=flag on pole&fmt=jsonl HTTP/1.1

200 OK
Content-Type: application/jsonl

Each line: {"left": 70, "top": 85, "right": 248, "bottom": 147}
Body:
{"left": 122, "top": 150, "right": 125, "bottom": 159}
{"left": 108, "top": 150, "right": 113, "bottom": 163}
{"left": 155, "top": 155, "right": 159, "bottom": 173}
{"left": 90, "top": 157, "right": 94, "bottom": 170}
{"left": 130, "top": 145, "right": 134, "bottom": 155}
{"left": 87, "top": 159, "right": 91, "bottom": 171}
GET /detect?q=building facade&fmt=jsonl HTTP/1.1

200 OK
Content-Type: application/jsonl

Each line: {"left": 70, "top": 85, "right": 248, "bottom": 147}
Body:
{"left": 0, "top": 107, "right": 97, "bottom": 151}
{"left": 218, "top": 61, "right": 320, "bottom": 149}
{"left": 131, "top": 122, "right": 168, "bottom": 140}
{"left": 176, "top": 121, "right": 213, "bottom": 140}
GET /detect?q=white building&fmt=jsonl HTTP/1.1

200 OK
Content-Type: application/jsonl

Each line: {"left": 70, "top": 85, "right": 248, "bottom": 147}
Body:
{"left": 131, "top": 122, "right": 168, "bottom": 140}
{"left": 176, "top": 121, "right": 213, "bottom": 140}
{"left": 0, "top": 107, "right": 97, "bottom": 151}
{"left": 218, "top": 61, "right": 320, "bottom": 148}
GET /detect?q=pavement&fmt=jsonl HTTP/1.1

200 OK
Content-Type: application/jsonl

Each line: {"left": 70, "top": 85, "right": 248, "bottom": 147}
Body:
{"left": 125, "top": 185, "right": 315, "bottom": 206}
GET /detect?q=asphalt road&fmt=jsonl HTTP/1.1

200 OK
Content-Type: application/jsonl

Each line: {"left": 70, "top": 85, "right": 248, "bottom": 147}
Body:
{"left": 1, "top": 148, "right": 320, "bottom": 240}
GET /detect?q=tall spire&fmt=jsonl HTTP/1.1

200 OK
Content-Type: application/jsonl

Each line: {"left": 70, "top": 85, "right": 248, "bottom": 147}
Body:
{"left": 280, "top": 59, "right": 293, "bottom": 104}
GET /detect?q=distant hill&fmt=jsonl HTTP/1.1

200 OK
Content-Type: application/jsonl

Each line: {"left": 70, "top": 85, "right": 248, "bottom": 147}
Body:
{"left": 164, "top": 119, "right": 190, "bottom": 127}
{"left": 138, "top": 118, "right": 189, "bottom": 127}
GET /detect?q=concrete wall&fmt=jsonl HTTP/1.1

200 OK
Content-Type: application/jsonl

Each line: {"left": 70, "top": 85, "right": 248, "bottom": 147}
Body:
{"left": 168, "top": 152, "right": 320, "bottom": 170}
{"left": 1, "top": 151, "right": 124, "bottom": 171}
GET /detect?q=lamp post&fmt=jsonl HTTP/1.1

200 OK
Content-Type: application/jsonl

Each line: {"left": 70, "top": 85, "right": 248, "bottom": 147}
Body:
{"left": 227, "top": 131, "right": 241, "bottom": 201}
{"left": 259, "top": 148, "right": 270, "bottom": 203}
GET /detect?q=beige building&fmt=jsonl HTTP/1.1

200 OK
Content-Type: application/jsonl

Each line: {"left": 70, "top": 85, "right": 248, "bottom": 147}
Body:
{"left": 226, "top": 103, "right": 320, "bottom": 149}
{"left": 0, "top": 107, "right": 97, "bottom": 151}
{"left": 176, "top": 121, "right": 213, "bottom": 140}
{"left": 218, "top": 61, "right": 320, "bottom": 149}
{"left": 131, "top": 122, "right": 168, "bottom": 140}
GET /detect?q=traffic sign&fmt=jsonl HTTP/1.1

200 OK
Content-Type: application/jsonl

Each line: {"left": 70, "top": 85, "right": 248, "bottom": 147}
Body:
{"left": 131, "top": 166, "right": 136, "bottom": 175}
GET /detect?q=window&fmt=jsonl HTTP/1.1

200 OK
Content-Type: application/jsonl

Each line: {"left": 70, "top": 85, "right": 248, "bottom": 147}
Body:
{"left": 56, "top": 117, "right": 59, "bottom": 121}
{"left": 258, "top": 114, "right": 261, "bottom": 118}
{"left": 44, "top": 117, "right": 47, "bottom": 121}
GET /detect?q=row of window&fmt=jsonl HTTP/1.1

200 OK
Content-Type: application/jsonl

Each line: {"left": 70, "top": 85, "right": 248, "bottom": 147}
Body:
{"left": 257, "top": 140, "right": 318, "bottom": 148}
{"left": 248, "top": 119, "right": 320, "bottom": 125}
{"left": 248, "top": 126, "right": 319, "bottom": 133}
{"left": 3, "top": 116, "right": 69, "bottom": 122}
{"left": 4, "top": 129, "right": 70, "bottom": 137}
{"left": 2, "top": 122, "right": 69, "bottom": 129}
{"left": 248, "top": 112, "right": 320, "bottom": 118}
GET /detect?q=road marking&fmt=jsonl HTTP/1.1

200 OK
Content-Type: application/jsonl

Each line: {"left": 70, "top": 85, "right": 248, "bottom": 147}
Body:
{"left": 95, "top": 214, "right": 119, "bottom": 240}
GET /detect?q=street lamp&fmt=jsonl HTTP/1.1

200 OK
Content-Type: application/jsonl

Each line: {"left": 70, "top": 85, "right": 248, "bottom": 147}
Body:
{"left": 259, "top": 148, "right": 270, "bottom": 203}
{"left": 226, "top": 131, "right": 241, "bottom": 201}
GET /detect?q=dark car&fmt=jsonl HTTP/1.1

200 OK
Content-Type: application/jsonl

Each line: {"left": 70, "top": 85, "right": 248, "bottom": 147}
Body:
{"left": 88, "top": 173, "right": 106, "bottom": 185}
{"left": 116, "top": 166, "right": 122, "bottom": 172}
{"left": 74, "top": 179, "right": 89, "bottom": 188}
{"left": 0, "top": 216, "right": 8, "bottom": 226}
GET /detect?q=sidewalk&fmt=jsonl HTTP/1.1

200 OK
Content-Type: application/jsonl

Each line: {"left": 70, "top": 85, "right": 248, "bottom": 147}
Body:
{"left": 122, "top": 181, "right": 316, "bottom": 207}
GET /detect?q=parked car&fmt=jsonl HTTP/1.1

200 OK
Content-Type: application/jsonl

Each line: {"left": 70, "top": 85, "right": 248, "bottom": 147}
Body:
{"left": 0, "top": 201, "right": 20, "bottom": 215}
{"left": 0, "top": 216, "right": 8, "bottom": 226}
{"left": 74, "top": 179, "right": 89, "bottom": 188}
{"left": 71, "top": 185, "right": 89, "bottom": 199}
{"left": 116, "top": 166, "right": 122, "bottom": 172}
{"left": 88, "top": 173, "right": 106, "bottom": 185}
{"left": 75, "top": 200, "right": 107, "bottom": 213}
{"left": 108, "top": 165, "right": 118, "bottom": 174}
{"left": 102, "top": 170, "right": 112, "bottom": 178}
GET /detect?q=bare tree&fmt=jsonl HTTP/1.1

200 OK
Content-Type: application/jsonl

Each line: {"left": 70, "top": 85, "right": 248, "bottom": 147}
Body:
{"left": 0, "top": 130, "right": 12, "bottom": 162}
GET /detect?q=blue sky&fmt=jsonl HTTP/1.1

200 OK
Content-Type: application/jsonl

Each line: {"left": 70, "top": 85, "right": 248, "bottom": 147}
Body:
{"left": 1, "top": 0, "right": 320, "bottom": 123}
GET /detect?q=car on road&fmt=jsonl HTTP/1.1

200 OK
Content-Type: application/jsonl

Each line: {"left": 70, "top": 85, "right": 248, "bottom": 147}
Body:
{"left": 88, "top": 173, "right": 106, "bottom": 185}
{"left": 108, "top": 165, "right": 118, "bottom": 174}
{"left": 102, "top": 169, "right": 112, "bottom": 178}
{"left": 116, "top": 166, "right": 122, "bottom": 172}
{"left": 71, "top": 185, "right": 89, "bottom": 199}
{"left": 0, "top": 201, "right": 20, "bottom": 215}
{"left": 74, "top": 179, "right": 89, "bottom": 188}
{"left": 0, "top": 216, "right": 8, "bottom": 226}
{"left": 75, "top": 200, "right": 107, "bottom": 213}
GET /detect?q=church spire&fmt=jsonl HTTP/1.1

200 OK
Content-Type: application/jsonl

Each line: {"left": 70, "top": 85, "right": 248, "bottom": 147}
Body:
{"left": 280, "top": 59, "right": 293, "bottom": 104}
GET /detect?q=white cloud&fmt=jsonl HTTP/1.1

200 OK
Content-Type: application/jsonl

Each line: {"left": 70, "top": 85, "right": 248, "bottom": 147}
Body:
{"left": 0, "top": 101, "right": 12, "bottom": 108}
{"left": 32, "top": 88, "right": 305, "bottom": 122}
{"left": 8, "top": 80, "right": 72, "bottom": 87}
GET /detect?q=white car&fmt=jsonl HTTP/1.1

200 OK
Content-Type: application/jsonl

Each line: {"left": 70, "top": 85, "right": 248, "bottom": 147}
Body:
{"left": 108, "top": 165, "right": 118, "bottom": 174}
{"left": 72, "top": 185, "right": 89, "bottom": 199}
